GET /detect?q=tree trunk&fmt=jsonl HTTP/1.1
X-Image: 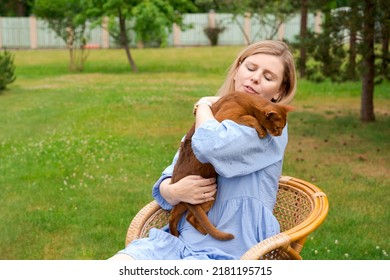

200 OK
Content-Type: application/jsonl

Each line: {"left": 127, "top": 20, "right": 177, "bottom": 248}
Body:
{"left": 66, "top": 26, "right": 76, "bottom": 72}
{"left": 118, "top": 9, "right": 138, "bottom": 72}
{"left": 379, "top": 0, "right": 390, "bottom": 80}
{"left": 347, "top": 4, "right": 358, "bottom": 80}
{"left": 360, "top": 0, "right": 376, "bottom": 122}
{"left": 299, "top": 0, "right": 308, "bottom": 78}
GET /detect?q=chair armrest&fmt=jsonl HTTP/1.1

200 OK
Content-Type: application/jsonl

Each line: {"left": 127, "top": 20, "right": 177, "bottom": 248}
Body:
{"left": 125, "top": 200, "right": 170, "bottom": 246}
{"left": 240, "top": 233, "right": 301, "bottom": 260}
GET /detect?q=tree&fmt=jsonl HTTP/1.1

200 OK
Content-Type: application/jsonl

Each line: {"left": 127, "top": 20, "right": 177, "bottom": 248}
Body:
{"left": 345, "top": 2, "right": 359, "bottom": 81}
{"left": 301, "top": 0, "right": 385, "bottom": 122}
{"left": 0, "top": 0, "right": 34, "bottom": 16}
{"left": 0, "top": 49, "right": 16, "bottom": 92}
{"left": 33, "top": 0, "right": 90, "bottom": 72}
{"left": 377, "top": 0, "right": 390, "bottom": 80}
{"left": 87, "top": 0, "right": 196, "bottom": 72}
{"left": 360, "top": 0, "right": 376, "bottom": 122}
{"left": 134, "top": 0, "right": 195, "bottom": 47}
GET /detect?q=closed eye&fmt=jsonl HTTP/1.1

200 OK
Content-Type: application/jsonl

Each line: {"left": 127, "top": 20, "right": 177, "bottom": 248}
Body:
{"left": 265, "top": 72, "right": 277, "bottom": 81}
{"left": 245, "top": 62, "right": 257, "bottom": 72}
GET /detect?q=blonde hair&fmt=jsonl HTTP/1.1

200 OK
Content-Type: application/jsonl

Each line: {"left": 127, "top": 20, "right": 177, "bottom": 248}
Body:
{"left": 217, "top": 40, "right": 297, "bottom": 104}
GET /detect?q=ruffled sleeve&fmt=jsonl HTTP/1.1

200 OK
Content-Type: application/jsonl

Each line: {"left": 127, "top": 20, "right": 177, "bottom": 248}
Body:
{"left": 191, "top": 119, "right": 288, "bottom": 178}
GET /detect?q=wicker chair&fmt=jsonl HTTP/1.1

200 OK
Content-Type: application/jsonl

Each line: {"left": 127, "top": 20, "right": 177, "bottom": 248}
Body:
{"left": 125, "top": 175, "right": 329, "bottom": 260}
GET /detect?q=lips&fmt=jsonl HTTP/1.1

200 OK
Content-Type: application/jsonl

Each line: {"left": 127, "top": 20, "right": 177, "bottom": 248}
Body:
{"left": 243, "top": 85, "right": 258, "bottom": 95}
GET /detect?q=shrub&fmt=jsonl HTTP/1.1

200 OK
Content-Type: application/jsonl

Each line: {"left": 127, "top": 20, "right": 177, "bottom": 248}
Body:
{"left": 0, "top": 49, "right": 16, "bottom": 91}
{"left": 203, "top": 25, "right": 226, "bottom": 46}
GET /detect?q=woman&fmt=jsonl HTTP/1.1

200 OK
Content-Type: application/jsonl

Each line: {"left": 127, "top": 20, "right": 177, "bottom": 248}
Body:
{"left": 111, "top": 40, "right": 297, "bottom": 260}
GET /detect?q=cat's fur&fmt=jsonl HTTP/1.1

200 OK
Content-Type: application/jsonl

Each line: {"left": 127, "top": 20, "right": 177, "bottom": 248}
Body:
{"left": 168, "top": 91, "right": 293, "bottom": 240}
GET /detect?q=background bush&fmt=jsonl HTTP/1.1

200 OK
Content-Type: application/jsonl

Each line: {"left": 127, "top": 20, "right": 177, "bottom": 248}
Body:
{"left": 0, "top": 49, "right": 16, "bottom": 91}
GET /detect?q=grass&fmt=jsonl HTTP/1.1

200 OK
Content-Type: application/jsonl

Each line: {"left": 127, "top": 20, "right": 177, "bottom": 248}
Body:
{"left": 0, "top": 47, "right": 389, "bottom": 260}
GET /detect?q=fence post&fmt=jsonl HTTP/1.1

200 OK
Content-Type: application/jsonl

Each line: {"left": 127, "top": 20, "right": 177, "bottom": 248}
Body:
{"left": 314, "top": 11, "right": 322, "bottom": 33}
{"left": 173, "top": 23, "right": 181, "bottom": 47}
{"left": 278, "top": 22, "right": 285, "bottom": 41}
{"left": 208, "top": 9, "right": 216, "bottom": 28}
{"left": 30, "top": 16, "right": 38, "bottom": 49}
{"left": 102, "top": 16, "right": 109, "bottom": 48}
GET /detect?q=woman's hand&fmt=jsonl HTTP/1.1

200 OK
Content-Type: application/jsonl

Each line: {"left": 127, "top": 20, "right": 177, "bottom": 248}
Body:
{"left": 194, "top": 96, "right": 221, "bottom": 129}
{"left": 197, "top": 96, "right": 221, "bottom": 106}
{"left": 160, "top": 175, "right": 217, "bottom": 205}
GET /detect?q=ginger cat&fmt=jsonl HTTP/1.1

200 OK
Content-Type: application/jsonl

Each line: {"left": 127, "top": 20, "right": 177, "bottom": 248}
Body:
{"left": 168, "top": 91, "right": 293, "bottom": 240}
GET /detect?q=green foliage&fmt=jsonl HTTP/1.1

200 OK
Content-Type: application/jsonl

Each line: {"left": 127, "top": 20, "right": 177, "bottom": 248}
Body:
{"left": 33, "top": 0, "right": 89, "bottom": 42}
{"left": 0, "top": 0, "right": 33, "bottom": 16}
{"left": 0, "top": 49, "right": 16, "bottom": 91}
{"left": 133, "top": 0, "right": 174, "bottom": 47}
{"left": 132, "top": 0, "right": 196, "bottom": 47}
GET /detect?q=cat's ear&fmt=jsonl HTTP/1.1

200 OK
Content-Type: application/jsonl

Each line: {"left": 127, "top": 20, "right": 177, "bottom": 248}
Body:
{"left": 283, "top": 105, "right": 295, "bottom": 112}
{"left": 265, "top": 111, "right": 279, "bottom": 119}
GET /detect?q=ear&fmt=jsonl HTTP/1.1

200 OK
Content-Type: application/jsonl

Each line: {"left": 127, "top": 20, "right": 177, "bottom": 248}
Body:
{"left": 265, "top": 110, "right": 278, "bottom": 119}
{"left": 233, "top": 67, "right": 239, "bottom": 81}
{"left": 282, "top": 105, "right": 295, "bottom": 112}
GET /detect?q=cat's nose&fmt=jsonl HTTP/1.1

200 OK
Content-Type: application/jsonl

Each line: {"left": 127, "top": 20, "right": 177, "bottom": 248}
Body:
{"left": 273, "top": 129, "right": 282, "bottom": 136}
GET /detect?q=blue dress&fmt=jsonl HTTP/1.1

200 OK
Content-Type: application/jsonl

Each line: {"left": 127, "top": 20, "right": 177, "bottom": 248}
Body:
{"left": 118, "top": 119, "right": 288, "bottom": 260}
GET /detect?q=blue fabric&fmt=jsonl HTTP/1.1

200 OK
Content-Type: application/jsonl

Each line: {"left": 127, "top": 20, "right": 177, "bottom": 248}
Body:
{"left": 119, "top": 119, "right": 288, "bottom": 260}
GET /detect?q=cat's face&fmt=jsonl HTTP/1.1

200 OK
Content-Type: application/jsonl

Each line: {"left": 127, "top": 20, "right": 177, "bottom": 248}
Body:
{"left": 263, "top": 105, "right": 293, "bottom": 136}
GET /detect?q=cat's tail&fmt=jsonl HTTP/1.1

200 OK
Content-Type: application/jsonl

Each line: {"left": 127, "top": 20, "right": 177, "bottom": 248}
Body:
{"left": 186, "top": 203, "right": 234, "bottom": 241}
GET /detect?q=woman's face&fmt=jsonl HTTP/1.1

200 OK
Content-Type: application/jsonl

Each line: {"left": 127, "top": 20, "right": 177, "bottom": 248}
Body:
{"left": 233, "top": 53, "right": 285, "bottom": 101}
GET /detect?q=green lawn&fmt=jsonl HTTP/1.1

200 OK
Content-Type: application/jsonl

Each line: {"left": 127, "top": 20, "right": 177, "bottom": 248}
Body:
{"left": 0, "top": 47, "right": 389, "bottom": 260}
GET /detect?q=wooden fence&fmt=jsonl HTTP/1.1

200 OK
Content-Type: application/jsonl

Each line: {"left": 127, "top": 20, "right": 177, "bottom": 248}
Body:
{"left": 0, "top": 12, "right": 322, "bottom": 49}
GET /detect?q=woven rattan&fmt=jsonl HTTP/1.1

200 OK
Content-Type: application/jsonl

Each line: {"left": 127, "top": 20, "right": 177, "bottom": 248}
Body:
{"left": 125, "top": 175, "right": 329, "bottom": 260}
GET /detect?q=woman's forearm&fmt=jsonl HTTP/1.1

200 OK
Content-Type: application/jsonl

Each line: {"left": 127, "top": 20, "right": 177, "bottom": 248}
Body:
{"left": 159, "top": 178, "right": 181, "bottom": 206}
{"left": 195, "top": 97, "right": 220, "bottom": 129}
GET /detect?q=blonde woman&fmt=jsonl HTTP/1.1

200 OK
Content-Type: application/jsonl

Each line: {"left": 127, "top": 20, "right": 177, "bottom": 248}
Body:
{"left": 111, "top": 40, "right": 297, "bottom": 260}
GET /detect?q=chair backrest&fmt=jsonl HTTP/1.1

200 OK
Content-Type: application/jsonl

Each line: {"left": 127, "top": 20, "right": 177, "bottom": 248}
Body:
{"left": 273, "top": 182, "right": 313, "bottom": 232}
{"left": 272, "top": 176, "right": 328, "bottom": 253}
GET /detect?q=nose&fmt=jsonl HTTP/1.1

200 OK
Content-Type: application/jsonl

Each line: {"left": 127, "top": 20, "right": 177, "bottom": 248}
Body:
{"left": 251, "top": 74, "right": 259, "bottom": 84}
